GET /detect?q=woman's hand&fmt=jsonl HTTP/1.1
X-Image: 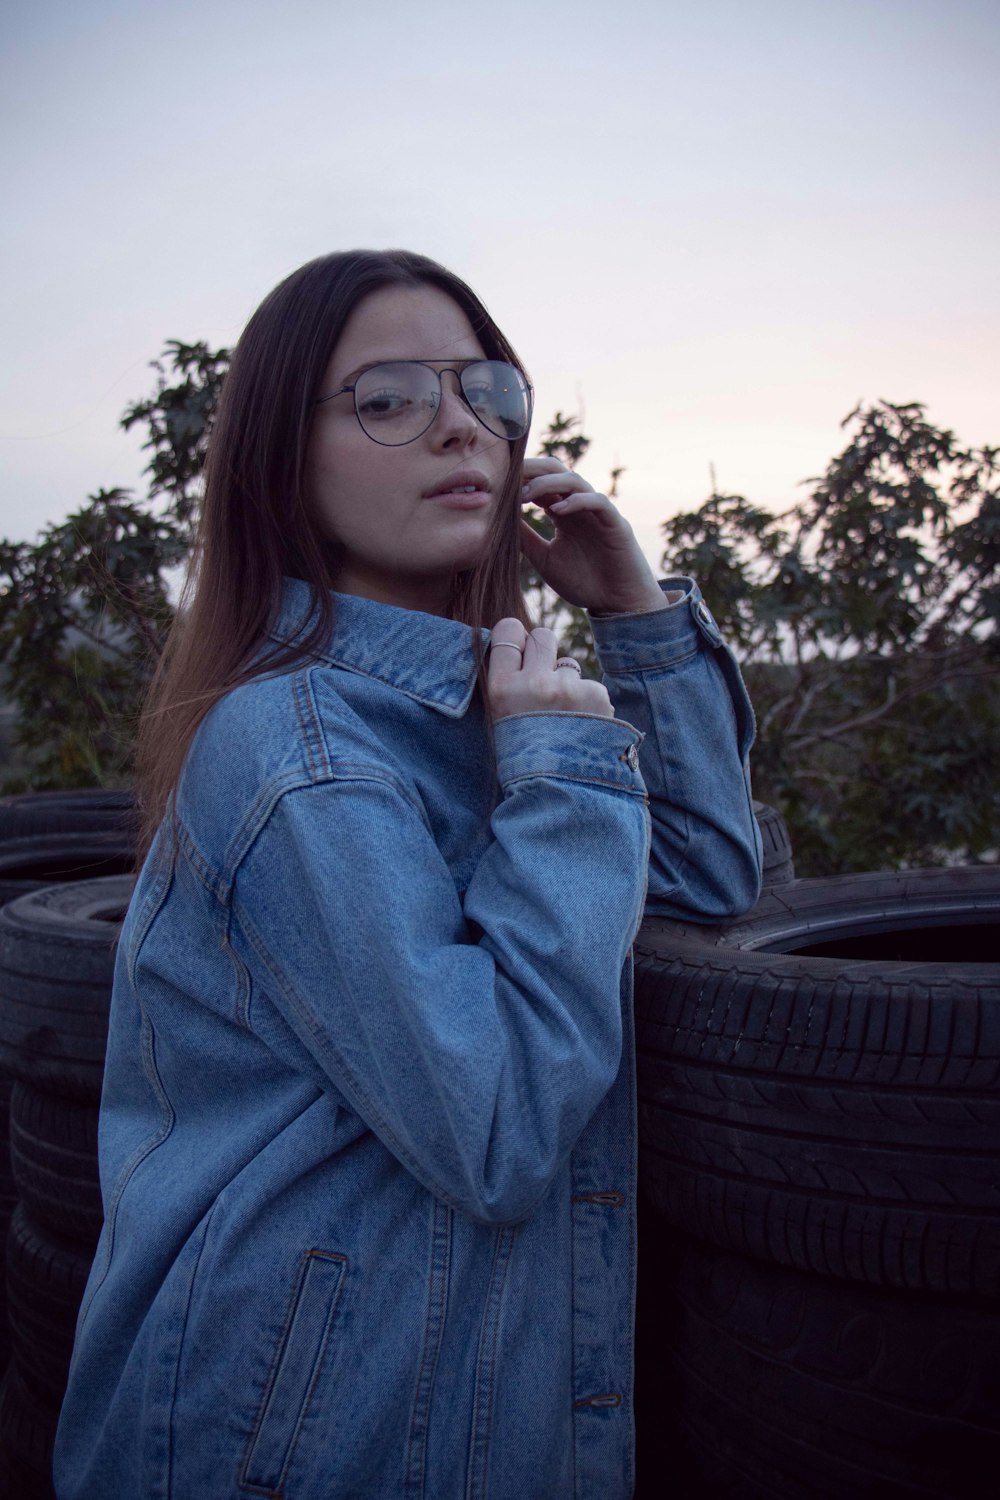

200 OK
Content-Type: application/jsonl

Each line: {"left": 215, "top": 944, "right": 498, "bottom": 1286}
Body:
{"left": 486, "top": 621, "right": 614, "bottom": 720}
{"left": 519, "top": 457, "right": 668, "bottom": 616}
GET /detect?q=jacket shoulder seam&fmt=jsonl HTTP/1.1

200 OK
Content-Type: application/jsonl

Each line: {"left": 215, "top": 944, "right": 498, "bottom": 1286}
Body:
{"left": 222, "top": 764, "right": 431, "bottom": 903}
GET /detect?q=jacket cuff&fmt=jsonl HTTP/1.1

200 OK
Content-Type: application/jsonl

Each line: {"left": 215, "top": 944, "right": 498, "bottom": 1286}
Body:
{"left": 588, "top": 576, "right": 726, "bottom": 674}
{"left": 492, "top": 711, "right": 647, "bottom": 797}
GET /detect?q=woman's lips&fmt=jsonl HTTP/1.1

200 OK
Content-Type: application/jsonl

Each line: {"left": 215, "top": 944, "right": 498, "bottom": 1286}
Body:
{"left": 423, "top": 469, "right": 491, "bottom": 500}
{"left": 428, "top": 489, "right": 491, "bottom": 508}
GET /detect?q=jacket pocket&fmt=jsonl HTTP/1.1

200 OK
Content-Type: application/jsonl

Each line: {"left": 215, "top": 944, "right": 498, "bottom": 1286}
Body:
{"left": 239, "top": 1249, "right": 348, "bottom": 1496}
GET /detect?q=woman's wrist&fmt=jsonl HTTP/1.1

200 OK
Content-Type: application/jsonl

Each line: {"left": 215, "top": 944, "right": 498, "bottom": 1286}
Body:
{"left": 588, "top": 587, "right": 682, "bottom": 618}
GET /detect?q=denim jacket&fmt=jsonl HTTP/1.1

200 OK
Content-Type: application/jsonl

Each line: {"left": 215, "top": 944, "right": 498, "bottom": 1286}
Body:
{"left": 54, "top": 575, "right": 760, "bottom": 1500}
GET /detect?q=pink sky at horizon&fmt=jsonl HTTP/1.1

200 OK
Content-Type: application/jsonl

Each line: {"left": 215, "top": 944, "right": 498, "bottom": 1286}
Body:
{"left": 2, "top": 0, "right": 997, "bottom": 578}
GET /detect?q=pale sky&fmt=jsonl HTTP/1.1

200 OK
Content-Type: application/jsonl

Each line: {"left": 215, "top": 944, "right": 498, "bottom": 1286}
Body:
{"left": 2, "top": 0, "right": 997, "bottom": 575}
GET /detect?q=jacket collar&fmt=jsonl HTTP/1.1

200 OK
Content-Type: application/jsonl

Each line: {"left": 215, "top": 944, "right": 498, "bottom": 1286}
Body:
{"left": 269, "top": 576, "right": 492, "bottom": 718}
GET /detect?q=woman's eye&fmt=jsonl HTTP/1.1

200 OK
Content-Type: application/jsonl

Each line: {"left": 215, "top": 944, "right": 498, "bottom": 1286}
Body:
{"left": 358, "top": 388, "right": 410, "bottom": 419}
{"left": 463, "top": 382, "right": 493, "bottom": 410}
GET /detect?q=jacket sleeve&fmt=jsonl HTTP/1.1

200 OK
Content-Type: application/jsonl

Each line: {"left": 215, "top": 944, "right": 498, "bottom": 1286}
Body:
{"left": 589, "top": 576, "right": 762, "bottom": 920}
{"left": 230, "top": 711, "right": 650, "bottom": 1226}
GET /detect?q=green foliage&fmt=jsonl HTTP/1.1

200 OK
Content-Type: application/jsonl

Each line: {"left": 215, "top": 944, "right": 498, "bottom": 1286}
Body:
{"left": 662, "top": 401, "right": 999, "bottom": 874}
{"left": 121, "top": 340, "right": 231, "bottom": 525}
{"left": 0, "top": 342, "right": 228, "bottom": 791}
{"left": 4, "top": 348, "right": 995, "bottom": 881}
{"left": 537, "top": 410, "right": 591, "bottom": 470}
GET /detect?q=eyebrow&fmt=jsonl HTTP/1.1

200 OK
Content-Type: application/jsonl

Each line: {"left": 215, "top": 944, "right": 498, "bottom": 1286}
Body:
{"left": 338, "top": 357, "right": 481, "bottom": 387}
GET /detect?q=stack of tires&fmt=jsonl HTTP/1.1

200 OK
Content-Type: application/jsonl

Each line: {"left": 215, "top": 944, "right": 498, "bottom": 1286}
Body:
{"left": 0, "top": 791, "right": 135, "bottom": 1498}
{"left": 634, "top": 812, "right": 1000, "bottom": 1499}
{"left": 2, "top": 792, "right": 997, "bottom": 1495}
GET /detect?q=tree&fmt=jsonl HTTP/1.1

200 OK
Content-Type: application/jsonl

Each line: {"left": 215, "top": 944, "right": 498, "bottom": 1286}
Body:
{"left": 0, "top": 352, "right": 605, "bottom": 787}
{"left": 0, "top": 341, "right": 228, "bottom": 790}
{"left": 660, "top": 401, "right": 999, "bottom": 873}
{"left": 5, "top": 346, "right": 994, "bottom": 879}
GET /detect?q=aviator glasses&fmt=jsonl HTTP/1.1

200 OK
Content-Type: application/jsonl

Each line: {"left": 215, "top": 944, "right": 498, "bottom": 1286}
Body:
{"left": 317, "top": 360, "right": 532, "bottom": 447}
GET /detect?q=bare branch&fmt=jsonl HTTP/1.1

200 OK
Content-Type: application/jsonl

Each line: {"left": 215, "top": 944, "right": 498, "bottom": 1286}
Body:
{"left": 792, "top": 664, "right": 996, "bottom": 751}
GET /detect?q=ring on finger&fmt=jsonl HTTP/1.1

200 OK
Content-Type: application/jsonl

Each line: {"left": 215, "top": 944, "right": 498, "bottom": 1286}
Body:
{"left": 491, "top": 641, "right": 525, "bottom": 656}
{"left": 554, "top": 658, "right": 582, "bottom": 674}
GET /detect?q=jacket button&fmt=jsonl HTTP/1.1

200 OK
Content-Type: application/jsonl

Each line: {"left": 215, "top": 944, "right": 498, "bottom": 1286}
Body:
{"left": 626, "top": 744, "right": 639, "bottom": 771}
{"left": 692, "top": 596, "right": 723, "bottom": 645}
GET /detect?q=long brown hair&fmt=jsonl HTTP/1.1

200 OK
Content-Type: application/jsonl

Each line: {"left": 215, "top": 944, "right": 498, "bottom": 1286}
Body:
{"left": 136, "top": 250, "right": 534, "bottom": 864}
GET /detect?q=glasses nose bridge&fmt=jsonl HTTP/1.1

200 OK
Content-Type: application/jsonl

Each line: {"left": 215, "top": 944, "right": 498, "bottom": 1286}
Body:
{"left": 432, "top": 364, "right": 478, "bottom": 431}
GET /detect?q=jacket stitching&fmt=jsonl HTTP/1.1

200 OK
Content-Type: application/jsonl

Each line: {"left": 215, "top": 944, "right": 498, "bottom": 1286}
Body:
{"left": 176, "top": 819, "right": 227, "bottom": 902}
{"left": 227, "top": 767, "right": 432, "bottom": 898}
{"left": 165, "top": 1200, "right": 221, "bottom": 1499}
{"left": 592, "top": 642, "right": 700, "bottom": 673}
{"left": 222, "top": 908, "right": 253, "bottom": 1032}
{"left": 465, "top": 1225, "right": 518, "bottom": 1500}
{"left": 238, "top": 1249, "right": 349, "bottom": 1497}
{"left": 501, "top": 770, "right": 648, "bottom": 797}
{"left": 225, "top": 771, "right": 332, "bottom": 895}
{"left": 124, "top": 857, "right": 173, "bottom": 990}
{"left": 78, "top": 1005, "right": 176, "bottom": 1329}
{"left": 641, "top": 660, "right": 693, "bottom": 899}
{"left": 180, "top": 761, "right": 426, "bottom": 908}
{"left": 293, "top": 670, "right": 330, "bottom": 779}
{"left": 268, "top": 629, "right": 486, "bottom": 713}
{"left": 232, "top": 902, "right": 486, "bottom": 1222}
{"left": 494, "top": 709, "right": 642, "bottom": 725}
{"left": 404, "top": 1197, "right": 453, "bottom": 1497}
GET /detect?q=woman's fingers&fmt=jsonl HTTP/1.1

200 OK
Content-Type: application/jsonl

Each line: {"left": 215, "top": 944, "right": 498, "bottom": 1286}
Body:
{"left": 521, "top": 456, "right": 597, "bottom": 511}
{"left": 522, "top": 456, "right": 577, "bottom": 480}
{"left": 489, "top": 623, "right": 558, "bottom": 676}
{"left": 521, "top": 457, "right": 594, "bottom": 486}
{"left": 517, "top": 453, "right": 663, "bottom": 617}
{"left": 487, "top": 620, "right": 614, "bottom": 719}
{"left": 487, "top": 619, "right": 528, "bottom": 679}
{"left": 522, "top": 626, "right": 557, "bottom": 674}
{"left": 541, "top": 492, "right": 617, "bottom": 519}
{"left": 521, "top": 472, "right": 597, "bottom": 509}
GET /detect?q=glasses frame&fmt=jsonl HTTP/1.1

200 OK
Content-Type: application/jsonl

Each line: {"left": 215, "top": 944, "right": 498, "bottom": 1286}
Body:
{"left": 315, "top": 359, "right": 533, "bottom": 447}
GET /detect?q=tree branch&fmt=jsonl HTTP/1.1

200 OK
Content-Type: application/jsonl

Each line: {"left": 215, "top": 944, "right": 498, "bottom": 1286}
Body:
{"left": 791, "top": 664, "right": 997, "bottom": 751}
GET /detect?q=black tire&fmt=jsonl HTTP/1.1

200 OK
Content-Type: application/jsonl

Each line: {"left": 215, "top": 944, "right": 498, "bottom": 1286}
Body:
{"left": 752, "top": 799, "right": 794, "bottom": 887}
{"left": 0, "top": 876, "right": 134, "bottom": 1103}
{"left": 0, "top": 831, "right": 136, "bottom": 910}
{"left": 9, "top": 1082, "right": 102, "bottom": 1245}
{"left": 0, "top": 1069, "right": 13, "bottom": 1372}
{"left": 0, "top": 788, "right": 135, "bottom": 840}
{"left": 6, "top": 1203, "right": 93, "bottom": 1407}
{"left": 636, "top": 1219, "right": 1000, "bottom": 1500}
{"left": 0, "top": 1360, "right": 58, "bottom": 1499}
{"left": 635, "top": 867, "right": 1000, "bottom": 1296}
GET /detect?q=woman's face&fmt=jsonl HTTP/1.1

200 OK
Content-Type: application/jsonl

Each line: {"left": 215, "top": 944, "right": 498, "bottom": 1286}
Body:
{"left": 305, "top": 282, "right": 514, "bottom": 616}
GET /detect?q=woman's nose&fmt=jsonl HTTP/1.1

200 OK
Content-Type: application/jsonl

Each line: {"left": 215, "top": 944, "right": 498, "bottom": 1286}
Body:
{"left": 430, "top": 371, "right": 480, "bottom": 447}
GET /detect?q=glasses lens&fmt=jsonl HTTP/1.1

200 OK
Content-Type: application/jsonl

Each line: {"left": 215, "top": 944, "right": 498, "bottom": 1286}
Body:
{"left": 353, "top": 363, "right": 440, "bottom": 445}
{"left": 352, "top": 361, "right": 532, "bottom": 445}
{"left": 461, "top": 362, "right": 532, "bottom": 440}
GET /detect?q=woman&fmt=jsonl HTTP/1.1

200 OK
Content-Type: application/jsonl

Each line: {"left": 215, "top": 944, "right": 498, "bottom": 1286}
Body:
{"left": 54, "top": 250, "right": 761, "bottom": 1499}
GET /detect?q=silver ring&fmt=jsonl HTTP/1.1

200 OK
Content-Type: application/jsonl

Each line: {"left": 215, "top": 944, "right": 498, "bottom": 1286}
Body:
{"left": 555, "top": 658, "right": 582, "bottom": 674}
{"left": 491, "top": 640, "right": 525, "bottom": 655}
